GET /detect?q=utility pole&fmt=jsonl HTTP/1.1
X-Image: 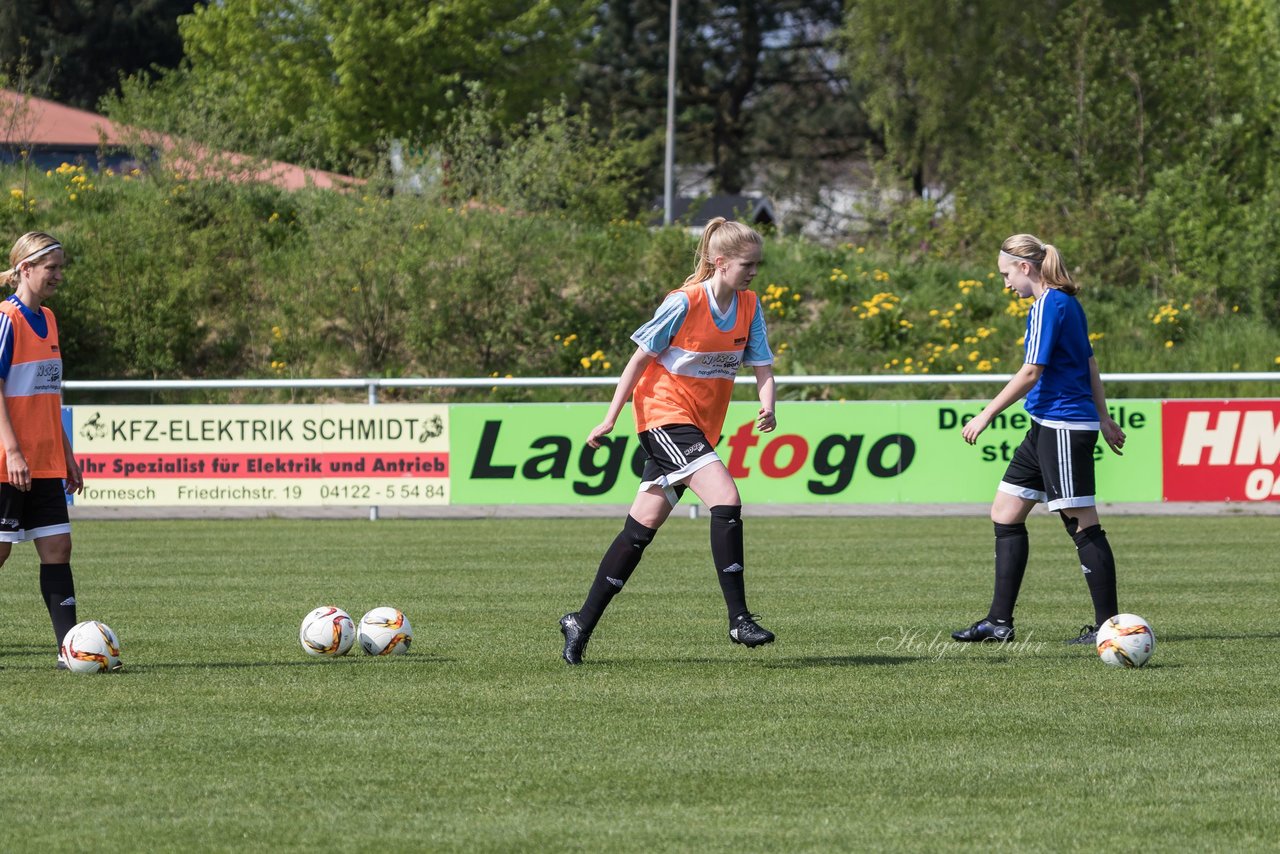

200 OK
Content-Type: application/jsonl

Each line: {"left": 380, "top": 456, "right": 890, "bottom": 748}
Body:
{"left": 663, "top": 0, "right": 678, "bottom": 226}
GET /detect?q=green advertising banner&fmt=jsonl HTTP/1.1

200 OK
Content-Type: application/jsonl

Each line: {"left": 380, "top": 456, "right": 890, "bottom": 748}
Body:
{"left": 449, "top": 400, "right": 1162, "bottom": 504}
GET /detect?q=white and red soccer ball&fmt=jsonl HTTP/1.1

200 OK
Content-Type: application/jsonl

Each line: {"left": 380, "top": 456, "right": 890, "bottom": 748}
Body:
{"left": 356, "top": 606, "right": 413, "bottom": 656}
{"left": 61, "top": 620, "right": 123, "bottom": 673}
{"left": 299, "top": 606, "right": 356, "bottom": 656}
{"left": 1096, "top": 613, "right": 1155, "bottom": 668}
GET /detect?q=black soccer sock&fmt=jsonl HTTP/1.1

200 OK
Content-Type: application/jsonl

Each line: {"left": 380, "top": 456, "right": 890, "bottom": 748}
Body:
{"left": 1071, "top": 524, "right": 1119, "bottom": 625}
{"left": 986, "top": 522, "right": 1029, "bottom": 625}
{"left": 40, "top": 563, "right": 78, "bottom": 648}
{"left": 578, "top": 515, "right": 657, "bottom": 633}
{"left": 709, "top": 505, "right": 749, "bottom": 623}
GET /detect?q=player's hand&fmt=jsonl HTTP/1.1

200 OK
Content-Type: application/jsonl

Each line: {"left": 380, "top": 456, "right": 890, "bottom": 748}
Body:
{"left": 586, "top": 420, "right": 615, "bottom": 448}
{"left": 65, "top": 456, "right": 84, "bottom": 495}
{"left": 7, "top": 449, "right": 30, "bottom": 492}
{"left": 756, "top": 408, "right": 776, "bottom": 433}
{"left": 960, "top": 414, "right": 989, "bottom": 445}
{"left": 1101, "top": 417, "right": 1126, "bottom": 456}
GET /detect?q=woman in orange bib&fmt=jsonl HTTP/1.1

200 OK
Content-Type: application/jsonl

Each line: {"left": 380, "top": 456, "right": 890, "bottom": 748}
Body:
{"left": 0, "top": 232, "right": 87, "bottom": 669}
{"left": 560, "top": 218, "right": 777, "bottom": 664}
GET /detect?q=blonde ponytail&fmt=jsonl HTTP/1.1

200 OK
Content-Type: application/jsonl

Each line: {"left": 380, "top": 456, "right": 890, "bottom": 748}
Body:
{"left": 4, "top": 231, "right": 62, "bottom": 290}
{"left": 1001, "top": 233, "right": 1077, "bottom": 295}
{"left": 683, "top": 218, "right": 764, "bottom": 286}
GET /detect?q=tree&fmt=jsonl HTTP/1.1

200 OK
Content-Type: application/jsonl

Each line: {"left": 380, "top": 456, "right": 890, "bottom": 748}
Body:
{"left": 0, "top": 0, "right": 195, "bottom": 109}
{"left": 117, "top": 0, "right": 593, "bottom": 172}
{"left": 580, "top": 0, "right": 865, "bottom": 196}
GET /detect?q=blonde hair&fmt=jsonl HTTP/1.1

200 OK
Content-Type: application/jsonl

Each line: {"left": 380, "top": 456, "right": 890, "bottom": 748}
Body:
{"left": 1001, "top": 233, "right": 1077, "bottom": 296}
{"left": 3, "top": 232, "right": 62, "bottom": 290}
{"left": 683, "top": 218, "right": 764, "bottom": 286}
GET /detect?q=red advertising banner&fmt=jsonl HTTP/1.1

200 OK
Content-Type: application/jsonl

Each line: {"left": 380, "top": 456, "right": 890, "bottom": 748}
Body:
{"left": 78, "top": 453, "right": 449, "bottom": 479}
{"left": 1162, "top": 400, "right": 1280, "bottom": 501}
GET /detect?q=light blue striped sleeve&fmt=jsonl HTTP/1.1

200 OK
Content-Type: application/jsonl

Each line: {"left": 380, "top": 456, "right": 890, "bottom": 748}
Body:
{"left": 743, "top": 301, "right": 773, "bottom": 366}
{"left": 630, "top": 292, "right": 689, "bottom": 355}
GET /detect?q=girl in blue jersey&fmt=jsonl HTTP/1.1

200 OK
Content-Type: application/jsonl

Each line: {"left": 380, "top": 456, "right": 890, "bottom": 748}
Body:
{"left": 952, "top": 234, "right": 1126, "bottom": 646}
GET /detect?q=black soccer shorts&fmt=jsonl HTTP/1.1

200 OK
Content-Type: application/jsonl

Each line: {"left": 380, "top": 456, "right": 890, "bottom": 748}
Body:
{"left": 636, "top": 423, "right": 722, "bottom": 505}
{"left": 0, "top": 478, "right": 72, "bottom": 543}
{"left": 998, "top": 420, "right": 1099, "bottom": 511}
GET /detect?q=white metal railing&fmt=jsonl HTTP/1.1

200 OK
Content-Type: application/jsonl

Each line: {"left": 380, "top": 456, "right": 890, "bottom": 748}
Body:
{"left": 63, "top": 371, "right": 1280, "bottom": 403}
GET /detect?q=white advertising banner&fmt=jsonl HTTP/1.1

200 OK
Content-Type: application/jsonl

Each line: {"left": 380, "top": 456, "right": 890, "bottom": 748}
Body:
{"left": 71, "top": 405, "right": 449, "bottom": 506}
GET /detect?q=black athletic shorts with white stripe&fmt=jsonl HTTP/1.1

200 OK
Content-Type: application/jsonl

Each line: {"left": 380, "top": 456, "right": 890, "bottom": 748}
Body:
{"left": 637, "top": 423, "right": 722, "bottom": 506}
{"left": 998, "top": 419, "right": 1098, "bottom": 511}
{"left": 0, "top": 478, "right": 72, "bottom": 543}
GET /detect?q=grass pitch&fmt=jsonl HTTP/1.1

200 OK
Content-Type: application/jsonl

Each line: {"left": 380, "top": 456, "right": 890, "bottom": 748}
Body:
{"left": 1, "top": 514, "right": 1277, "bottom": 852}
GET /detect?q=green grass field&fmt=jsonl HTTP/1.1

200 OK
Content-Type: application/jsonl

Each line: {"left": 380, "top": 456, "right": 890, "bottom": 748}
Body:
{"left": 1, "top": 515, "right": 1277, "bottom": 852}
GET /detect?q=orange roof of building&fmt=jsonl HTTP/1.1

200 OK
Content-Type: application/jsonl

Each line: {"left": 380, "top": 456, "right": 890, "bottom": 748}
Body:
{"left": 2, "top": 89, "right": 356, "bottom": 191}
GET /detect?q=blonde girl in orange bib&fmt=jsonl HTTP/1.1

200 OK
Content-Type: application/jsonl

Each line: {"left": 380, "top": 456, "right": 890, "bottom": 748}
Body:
{"left": 0, "top": 232, "right": 86, "bottom": 669}
{"left": 559, "top": 218, "right": 777, "bottom": 664}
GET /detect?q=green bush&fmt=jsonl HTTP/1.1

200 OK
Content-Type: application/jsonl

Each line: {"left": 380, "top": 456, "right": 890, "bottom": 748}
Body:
{"left": 3, "top": 159, "right": 1279, "bottom": 405}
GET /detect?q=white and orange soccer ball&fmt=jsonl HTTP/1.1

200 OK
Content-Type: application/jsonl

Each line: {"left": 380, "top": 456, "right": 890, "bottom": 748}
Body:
{"left": 1097, "top": 613, "right": 1156, "bottom": 668}
{"left": 61, "top": 620, "right": 123, "bottom": 673}
{"left": 299, "top": 606, "right": 356, "bottom": 656}
{"left": 356, "top": 607, "right": 413, "bottom": 656}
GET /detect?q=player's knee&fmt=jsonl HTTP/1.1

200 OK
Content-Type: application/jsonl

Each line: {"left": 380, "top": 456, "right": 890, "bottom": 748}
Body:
{"left": 993, "top": 521, "right": 1027, "bottom": 539}
{"left": 1058, "top": 511, "right": 1079, "bottom": 536}
{"left": 622, "top": 515, "right": 657, "bottom": 551}
{"left": 709, "top": 504, "right": 742, "bottom": 524}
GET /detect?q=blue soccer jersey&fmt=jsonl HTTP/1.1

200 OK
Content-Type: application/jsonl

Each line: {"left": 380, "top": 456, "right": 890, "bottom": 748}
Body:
{"left": 1022, "top": 288, "right": 1097, "bottom": 425}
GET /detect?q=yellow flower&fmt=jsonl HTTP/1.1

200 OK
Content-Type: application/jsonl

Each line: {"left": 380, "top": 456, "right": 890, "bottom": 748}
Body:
{"left": 10, "top": 188, "right": 23, "bottom": 199}
{"left": 580, "top": 357, "right": 591, "bottom": 369}
{"left": 1165, "top": 340, "right": 1174, "bottom": 348}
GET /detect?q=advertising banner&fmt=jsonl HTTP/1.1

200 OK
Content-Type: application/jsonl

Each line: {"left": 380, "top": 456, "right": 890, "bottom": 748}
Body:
{"left": 449, "top": 400, "right": 1161, "bottom": 505}
{"left": 1162, "top": 400, "right": 1280, "bottom": 501}
{"left": 71, "top": 405, "right": 449, "bottom": 506}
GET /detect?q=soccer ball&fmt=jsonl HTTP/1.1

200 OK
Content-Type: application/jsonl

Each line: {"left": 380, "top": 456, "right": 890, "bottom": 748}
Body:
{"left": 300, "top": 606, "right": 355, "bottom": 656}
{"left": 356, "top": 607, "right": 413, "bottom": 656}
{"left": 61, "top": 620, "right": 122, "bottom": 673}
{"left": 1096, "top": 613, "right": 1155, "bottom": 668}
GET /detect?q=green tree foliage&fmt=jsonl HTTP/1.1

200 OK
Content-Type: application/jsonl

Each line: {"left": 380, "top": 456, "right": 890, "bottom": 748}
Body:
{"left": 581, "top": 0, "right": 866, "bottom": 195}
{"left": 0, "top": 0, "right": 194, "bottom": 109}
{"left": 431, "top": 88, "right": 645, "bottom": 222}
{"left": 844, "top": 0, "right": 1280, "bottom": 318}
{"left": 117, "top": 0, "right": 592, "bottom": 172}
